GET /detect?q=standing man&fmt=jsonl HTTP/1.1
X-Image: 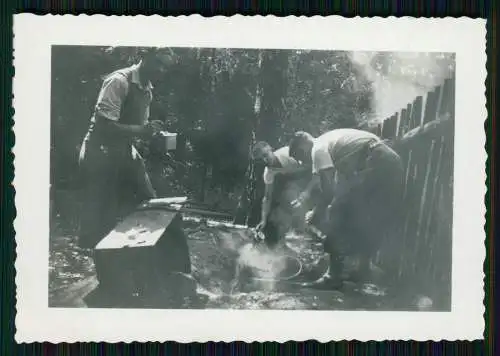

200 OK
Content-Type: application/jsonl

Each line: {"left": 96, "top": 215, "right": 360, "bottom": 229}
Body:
{"left": 251, "top": 141, "right": 319, "bottom": 248}
{"left": 78, "top": 47, "right": 177, "bottom": 249}
{"left": 288, "top": 128, "right": 404, "bottom": 289}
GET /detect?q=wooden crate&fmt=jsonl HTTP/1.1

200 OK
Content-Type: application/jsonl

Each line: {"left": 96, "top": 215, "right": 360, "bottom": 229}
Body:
{"left": 93, "top": 208, "right": 192, "bottom": 297}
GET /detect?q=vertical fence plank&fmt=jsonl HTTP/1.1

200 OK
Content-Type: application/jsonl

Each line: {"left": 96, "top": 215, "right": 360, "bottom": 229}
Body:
{"left": 432, "top": 131, "right": 454, "bottom": 309}
{"left": 423, "top": 136, "right": 446, "bottom": 243}
{"left": 413, "top": 137, "right": 446, "bottom": 286}
{"left": 416, "top": 139, "right": 437, "bottom": 240}
{"left": 439, "top": 77, "right": 456, "bottom": 120}
{"left": 382, "top": 114, "right": 398, "bottom": 139}
{"left": 396, "top": 109, "right": 406, "bottom": 137}
{"left": 423, "top": 136, "right": 446, "bottom": 287}
{"left": 449, "top": 77, "right": 456, "bottom": 120}
{"left": 409, "top": 96, "right": 423, "bottom": 130}
{"left": 405, "top": 103, "right": 413, "bottom": 134}
{"left": 392, "top": 113, "right": 399, "bottom": 138}
{"left": 438, "top": 78, "right": 450, "bottom": 118}
{"left": 423, "top": 88, "right": 440, "bottom": 125}
{"left": 406, "top": 140, "right": 430, "bottom": 287}
{"left": 399, "top": 103, "right": 413, "bottom": 137}
{"left": 434, "top": 84, "right": 445, "bottom": 121}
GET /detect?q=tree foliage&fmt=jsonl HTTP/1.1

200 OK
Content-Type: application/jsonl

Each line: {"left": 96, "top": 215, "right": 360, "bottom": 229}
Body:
{"left": 54, "top": 46, "right": 451, "bottom": 219}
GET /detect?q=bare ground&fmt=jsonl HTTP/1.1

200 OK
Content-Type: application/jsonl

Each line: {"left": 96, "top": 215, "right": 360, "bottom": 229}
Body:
{"left": 49, "top": 217, "right": 424, "bottom": 310}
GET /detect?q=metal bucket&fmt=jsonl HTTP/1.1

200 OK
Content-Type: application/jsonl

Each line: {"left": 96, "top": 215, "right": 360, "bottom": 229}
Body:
{"left": 249, "top": 254, "right": 303, "bottom": 282}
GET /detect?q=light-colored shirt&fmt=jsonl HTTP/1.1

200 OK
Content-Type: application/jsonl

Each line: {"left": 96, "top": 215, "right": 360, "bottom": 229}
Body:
{"left": 262, "top": 146, "right": 303, "bottom": 184}
{"left": 311, "top": 129, "right": 381, "bottom": 174}
{"left": 94, "top": 61, "right": 153, "bottom": 125}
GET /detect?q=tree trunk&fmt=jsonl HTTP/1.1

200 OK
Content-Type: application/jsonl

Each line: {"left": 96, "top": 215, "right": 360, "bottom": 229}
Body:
{"left": 234, "top": 50, "right": 289, "bottom": 226}
{"left": 198, "top": 163, "right": 208, "bottom": 202}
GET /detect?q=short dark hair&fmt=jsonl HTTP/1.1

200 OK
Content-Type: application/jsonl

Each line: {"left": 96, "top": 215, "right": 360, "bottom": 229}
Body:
{"left": 251, "top": 141, "right": 272, "bottom": 159}
{"left": 288, "top": 131, "right": 311, "bottom": 158}
{"left": 141, "top": 47, "right": 179, "bottom": 65}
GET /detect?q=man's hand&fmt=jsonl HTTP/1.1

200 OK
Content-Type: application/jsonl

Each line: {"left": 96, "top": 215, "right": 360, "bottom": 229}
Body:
{"left": 291, "top": 192, "right": 309, "bottom": 209}
{"left": 305, "top": 209, "right": 316, "bottom": 225}
{"left": 324, "top": 204, "right": 335, "bottom": 225}
{"left": 143, "top": 120, "right": 163, "bottom": 137}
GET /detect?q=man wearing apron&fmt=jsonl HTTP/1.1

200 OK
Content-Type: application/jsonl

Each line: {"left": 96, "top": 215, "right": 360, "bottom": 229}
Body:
{"left": 78, "top": 48, "right": 176, "bottom": 249}
{"left": 289, "top": 128, "right": 404, "bottom": 289}
{"left": 252, "top": 141, "right": 320, "bottom": 248}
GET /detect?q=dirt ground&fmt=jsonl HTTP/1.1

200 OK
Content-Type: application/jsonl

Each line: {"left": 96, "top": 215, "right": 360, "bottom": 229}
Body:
{"left": 49, "top": 216, "right": 426, "bottom": 310}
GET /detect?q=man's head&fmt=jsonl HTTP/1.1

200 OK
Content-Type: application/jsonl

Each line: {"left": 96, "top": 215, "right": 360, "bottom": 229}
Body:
{"left": 289, "top": 131, "right": 315, "bottom": 164}
{"left": 140, "top": 47, "right": 179, "bottom": 82}
{"left": 251, "top": 141, "right": 276, "bottom": 166}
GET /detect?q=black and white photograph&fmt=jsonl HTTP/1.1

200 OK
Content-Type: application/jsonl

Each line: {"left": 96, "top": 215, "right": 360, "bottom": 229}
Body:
{"left": 49, "top": 45, "right": 456, "bottom": 312}
{"left": 14, "top": 15, "right": 486, "bottom": 342}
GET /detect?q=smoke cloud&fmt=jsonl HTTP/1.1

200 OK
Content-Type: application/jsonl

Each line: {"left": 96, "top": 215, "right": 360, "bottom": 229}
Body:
{"left": 349, "top": 51, "right": 456, "bottom": 123}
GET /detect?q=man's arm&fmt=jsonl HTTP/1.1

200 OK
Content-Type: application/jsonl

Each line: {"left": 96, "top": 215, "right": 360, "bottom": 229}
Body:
{"left": 93, "top": 74, "right": 160, "bottom": 138}
{"left": 291, "top": 173, "right": 320, "bottom": 208}
{"left": 306, "top": 146, "right": 336, "bottom": 222}
{"left": 256, "top": 167, "right": 276, "bottom": 230}
{"left": 96, "top": 116, "right": 154, "bottom": 137}
{"left": 316, "top": 167, "right": 336, "bottom": 216}
{"left": 304, "top": 173, "right": 320, "bottom": 196}
{"left": 260, "top": 182, "right": 274, "bottom": 226}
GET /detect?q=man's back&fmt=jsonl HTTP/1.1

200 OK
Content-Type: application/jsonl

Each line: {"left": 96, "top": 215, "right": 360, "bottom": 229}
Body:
{"left": 312, "top": 129, "right": 381, "bottom": 174}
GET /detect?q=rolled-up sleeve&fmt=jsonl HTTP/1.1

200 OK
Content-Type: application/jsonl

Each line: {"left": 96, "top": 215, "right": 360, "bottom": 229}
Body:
{"left": 94, "top": 74, "right": 129, "bottom": 121}
{"left": 312, "top": 145, "right": 335, "bottom": 174}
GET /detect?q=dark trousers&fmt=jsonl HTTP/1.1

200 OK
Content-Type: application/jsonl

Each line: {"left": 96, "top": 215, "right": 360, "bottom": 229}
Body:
{"left": 78, "top": 139, "right": 155, "bottom": 249}
{"left": 262, "top": 170, "right": 316, "bottom": 248}
{"left": 320, "top": 143, "right": 404, "bottom": 274}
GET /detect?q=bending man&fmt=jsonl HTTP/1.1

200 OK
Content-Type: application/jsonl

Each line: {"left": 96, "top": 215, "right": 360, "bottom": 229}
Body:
{"left": 251, "top": 141, "right": 319, "bottom": 248}
{"left": 289, "top": 128, "right": 404, "bottom": 289}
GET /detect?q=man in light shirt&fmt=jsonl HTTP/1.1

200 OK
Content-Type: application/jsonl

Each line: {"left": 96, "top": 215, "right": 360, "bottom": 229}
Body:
{"left": 251, "top": 141, "right": 319, "bottom": 248}
{"left": 289, "top": 128, "right": 404, "bottom": 289}
{"left": 78, "top": 47, "right": 177, "bottom": 249}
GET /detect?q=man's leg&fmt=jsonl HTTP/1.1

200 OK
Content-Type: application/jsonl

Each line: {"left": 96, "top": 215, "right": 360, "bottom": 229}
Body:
{"left": 138, "top": 161, "right": 157, "bottom": 199}
{"left": 132, "top": 147, "right": 157, "bottom": 201}
{"left": 262, "top": 218, "right": 280, "bottom": 248}
{"left": 306, "top": 200, "right": 350, "bottom": 289}
{"left": 261, "top": 175, "right": 288, "bottom": 248}
{"left": 354, "top": 143, "right": 405, "bottom": 280}
{"left": 78, "top": 147, "right": 120, "bottom": 249}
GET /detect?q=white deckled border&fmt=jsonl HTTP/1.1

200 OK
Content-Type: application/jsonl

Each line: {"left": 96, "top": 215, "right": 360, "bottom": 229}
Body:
{"left": 13, "top": 14, "right": 487, "bottom": 342}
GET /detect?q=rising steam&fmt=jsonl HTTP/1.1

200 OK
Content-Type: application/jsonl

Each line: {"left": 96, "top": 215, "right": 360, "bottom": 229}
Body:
{"left": 349, "top": 51, "right": 456, "bottom": 123}
{"left": 235, "top": 243, "right": 289, "bottom": 291}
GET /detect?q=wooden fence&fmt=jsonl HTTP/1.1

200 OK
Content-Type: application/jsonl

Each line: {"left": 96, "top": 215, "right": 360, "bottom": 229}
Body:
{"left": 360, "top": 75, "right": 456, "bottom": 309}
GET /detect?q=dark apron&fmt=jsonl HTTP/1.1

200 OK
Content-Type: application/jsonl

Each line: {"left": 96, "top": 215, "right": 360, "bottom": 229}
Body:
{"left": 78, "top": 72, "right": 155, "bottom": 249}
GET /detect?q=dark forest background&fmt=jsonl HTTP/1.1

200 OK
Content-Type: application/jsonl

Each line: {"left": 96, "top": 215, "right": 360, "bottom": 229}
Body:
{"left": 50, "top": 46, "right": 455, "bottom": 226}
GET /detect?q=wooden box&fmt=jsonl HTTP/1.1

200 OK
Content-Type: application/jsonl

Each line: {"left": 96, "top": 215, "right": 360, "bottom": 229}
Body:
{"left": 93, "top": 208, "right": 191, "bottom": 297}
